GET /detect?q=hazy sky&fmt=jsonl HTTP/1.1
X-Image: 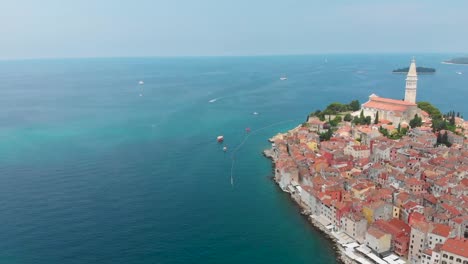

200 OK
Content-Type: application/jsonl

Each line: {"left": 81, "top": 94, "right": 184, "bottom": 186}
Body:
{"left": 1, "top": 0, "right": 467, "bottom": 59}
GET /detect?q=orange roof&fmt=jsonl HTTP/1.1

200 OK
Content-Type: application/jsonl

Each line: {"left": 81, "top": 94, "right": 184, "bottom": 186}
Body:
{"left": 431, "top": 224, "right": 451, "bottom": 237}
{"left": 367, "top": 227, "right": 387, "bottom": 239}
{"left": 440, "top": 239, "right": 468, "bottom": 258}
{"left": 371, "top": 96, "right": 417, "bottom": 106}
{"left": 406, "top": 178, "right": 424, "bottom": 186}
{"left": 411, "top": 221, "right": 431, "bottom": 233}
{"left": 363, "top": 95, "right": 416, "bottom": 112}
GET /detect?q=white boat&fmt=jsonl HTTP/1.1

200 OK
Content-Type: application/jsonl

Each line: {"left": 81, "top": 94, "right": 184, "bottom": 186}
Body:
{"left": 253, "top": 112, "right": 259, "bottom": 115}
{"left": 139, "top": 81, "right": 144, "bottom": 85}
{"left": 217, "top": 136, "right": 224, "bottom": 143}
{"left": 456, "top": 71, "right": 463, "bottom": 75}
{"left": 223, "top": 146, "right": 227, "bottom": 152}
{"left": 280, "top": 76, "right": 287, "bottom": 81}
{"left": 139, "top": 93, "right": 143, "bottom": 97}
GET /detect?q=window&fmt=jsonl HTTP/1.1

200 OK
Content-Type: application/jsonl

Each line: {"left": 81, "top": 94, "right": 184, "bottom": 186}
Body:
{"left": 449, "top": 256, "right": 453, "bottom": 260}
{"left": 442, "top": 254, "right": 448, "bottom": 258}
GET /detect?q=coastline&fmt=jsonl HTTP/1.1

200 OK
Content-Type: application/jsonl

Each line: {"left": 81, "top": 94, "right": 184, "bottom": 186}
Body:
{"left": 441, "top": 61, "right": 468, "bottom": 65}
{"left": 263, "top": 145, "right": 355, "bottom": 264}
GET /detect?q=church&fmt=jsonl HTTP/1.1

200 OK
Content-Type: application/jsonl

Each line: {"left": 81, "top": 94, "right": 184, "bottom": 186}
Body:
{"left": 360, "top": 58, "right": 420, "bottom": 125}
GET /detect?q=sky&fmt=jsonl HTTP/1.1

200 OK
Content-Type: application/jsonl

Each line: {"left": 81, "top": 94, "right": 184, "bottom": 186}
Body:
{"left": 1, "top": 0, "right": 467, "bottom": 59}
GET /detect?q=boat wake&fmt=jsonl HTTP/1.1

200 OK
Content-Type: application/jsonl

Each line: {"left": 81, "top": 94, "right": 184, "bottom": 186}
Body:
{"left": 209, "top": 98, "right": 221, "bottom": 103}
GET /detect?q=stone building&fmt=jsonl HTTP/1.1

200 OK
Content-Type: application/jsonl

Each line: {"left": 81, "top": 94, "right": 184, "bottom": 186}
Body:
{"left": 360, "top": 58, "right": 421, "bottom": 125}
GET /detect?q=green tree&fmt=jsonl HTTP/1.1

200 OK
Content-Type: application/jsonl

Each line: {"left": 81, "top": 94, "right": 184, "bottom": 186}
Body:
{"left": 409, "top": 114, "right": 422, "bottom": 128}
{"left": 374, "top": 112, "right": 379, "bottom": 124}
{"left": 319, "top": 128, "right": 333, "bottom": 141}
{"left": 449, "top": 113, "right": 456, "bottom": 126}
{"left": 344, "top": 113, "right": 352, "bottom": 122}
{"left": 349, "top": 100, "right": 360, "bottom": 111}
{"left": 436, "top": 132, "right": 442, "bottom": 144}
{"left": 365, "top": 116, "right": 371, "bottom": 125}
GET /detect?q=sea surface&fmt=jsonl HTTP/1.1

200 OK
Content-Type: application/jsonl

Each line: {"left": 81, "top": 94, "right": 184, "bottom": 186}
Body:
{"left": 0, "top": 54, "right": 466, "bottom": 264}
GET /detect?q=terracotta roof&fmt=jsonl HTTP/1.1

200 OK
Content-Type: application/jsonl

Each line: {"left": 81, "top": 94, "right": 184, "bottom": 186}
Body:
{"left": 363, "top": 96, "right": 416, "bottom": 112}
{"left": 367, "top": 227, "right": 387, "bottom": 239}
{"left": 411, "top": 221, "right": 431, "bottom": 233}
{"left": 374, "top": 219, "right": 410, "bottom": 237}
{"left": 431, "top": 224, "right": 451, "bottom": 237}
{"left": 405, "top": 178, "right": 424, "bottom": 186}
{"left": 440, "top": 239, "right": 468, "bottom": 258}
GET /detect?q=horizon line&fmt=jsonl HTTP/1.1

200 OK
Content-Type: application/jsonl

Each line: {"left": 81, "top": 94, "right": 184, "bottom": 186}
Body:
{"left": 1, "top": 51, "right": 466, "bottom": 62}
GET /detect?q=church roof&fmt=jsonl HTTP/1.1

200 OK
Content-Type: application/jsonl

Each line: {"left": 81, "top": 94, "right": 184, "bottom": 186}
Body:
{"left": 363, "top": 95, "right": 416, "bottom": 112}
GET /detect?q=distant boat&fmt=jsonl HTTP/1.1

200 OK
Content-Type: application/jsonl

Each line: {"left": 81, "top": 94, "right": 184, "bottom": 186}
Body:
{"left": 253, "top": 112, "right": 259, "bottom": 115}
{"left": 139, "top": 93, "right": 143, "bottom": 97}
{"left": 245, "top": 127, "right": 251, "bottom": 133}
{"left": 456, "top": 71, "right": 463, "bottom": 75}
{"left": 139, "top": 81, "right": 144, "bottom": 85}
{"left": 280, "top": 76, "right": 287, "bottom": 81}
{"left": 223, "top": 146, "right": 227, "bottom": 152}
{"left": 217, "top": 136, "right": 224, "bottom": 143}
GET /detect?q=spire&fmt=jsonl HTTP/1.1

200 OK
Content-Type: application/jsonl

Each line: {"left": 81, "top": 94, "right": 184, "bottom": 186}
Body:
{"left": 404, "top": 57, "right": 418, "bottom": 104}
{"left": 408, "top": 57, "right": 417, "bottom": 77}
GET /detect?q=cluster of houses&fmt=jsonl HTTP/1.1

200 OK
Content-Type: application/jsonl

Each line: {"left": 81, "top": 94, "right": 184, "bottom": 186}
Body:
{"left": 269, "top": 116, "right": 468, "bottom": 264}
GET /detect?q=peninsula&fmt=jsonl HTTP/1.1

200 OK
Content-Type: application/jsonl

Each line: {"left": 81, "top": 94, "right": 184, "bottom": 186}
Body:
{"left": 264, "top": 59, "right": 468, "bottom": 264}
{"left": 443, "top": 57, "right": 468, "bottom": 65}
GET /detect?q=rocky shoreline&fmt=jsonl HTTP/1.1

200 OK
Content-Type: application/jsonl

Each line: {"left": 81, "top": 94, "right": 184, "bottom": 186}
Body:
{"left": 263, "top": 147, "right": 355, "bottom": 264}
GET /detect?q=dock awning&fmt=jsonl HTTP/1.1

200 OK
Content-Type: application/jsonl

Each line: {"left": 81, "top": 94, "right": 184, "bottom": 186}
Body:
{"left": 366, "top": 253, "right": 387, "bottom": 264}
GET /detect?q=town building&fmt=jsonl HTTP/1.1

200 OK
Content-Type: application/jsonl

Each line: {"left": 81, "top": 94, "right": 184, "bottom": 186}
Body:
{"left": 439, "top": 238, "right": 468, "bottom": 264}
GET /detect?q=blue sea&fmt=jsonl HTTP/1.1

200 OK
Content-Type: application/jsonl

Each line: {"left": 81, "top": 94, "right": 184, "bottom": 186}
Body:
{"left": 0, "top": 54, "right": 466, "bottom": 264}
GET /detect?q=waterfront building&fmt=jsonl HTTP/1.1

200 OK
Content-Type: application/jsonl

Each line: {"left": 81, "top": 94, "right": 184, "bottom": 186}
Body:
{"left": 373, "top": 219, "right": 411, "bottom": 257}
{"left": 341, "top": 212, "right": 368, "bottom": 243}
{"left": 365, "top": 227, "right": 392, "bottom": 254}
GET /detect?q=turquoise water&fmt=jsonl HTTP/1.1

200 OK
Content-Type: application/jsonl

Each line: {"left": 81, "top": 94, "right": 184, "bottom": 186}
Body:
{"left": 0, "top": 55, "right": 466, "bottom": 264}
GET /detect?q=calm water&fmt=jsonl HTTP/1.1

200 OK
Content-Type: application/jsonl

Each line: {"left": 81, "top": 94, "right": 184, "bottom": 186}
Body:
{"left": 0, "top": 54, "right": 466, "bottom": 264}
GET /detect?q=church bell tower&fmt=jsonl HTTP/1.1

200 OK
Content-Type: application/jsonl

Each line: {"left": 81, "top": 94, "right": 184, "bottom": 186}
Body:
{"left": 404, "top": 58, "right": 418, "bottom": 104}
